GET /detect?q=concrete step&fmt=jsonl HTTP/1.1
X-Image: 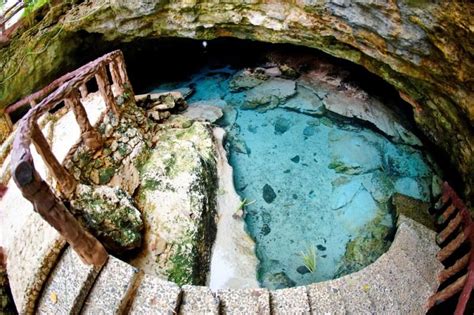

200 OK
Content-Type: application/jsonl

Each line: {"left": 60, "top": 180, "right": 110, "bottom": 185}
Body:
{"left": 307, "top": 281, "right": 346, "bottom": 314}
{"left": 81, "top": 256, "right": 139, "bottom": 314}
{"left": 270, "top": 286, "right": 310, "bottom": 315}
{"left": 129, "top": 274, "right": 181, "bottom": 314}
{"left": 335, "top": 276, "right": 375, "bottom": 314}
{"left": 217, "top": 288, "right": 270, "bottom": 315}
{"left": 36, "top": 246, "right": 102, "bottom": 315}
{"left": 393, "top": 215, "right": 443, "bottom": 291}
{"left": 179, "top": 285, "right": 219, "bottom": 315}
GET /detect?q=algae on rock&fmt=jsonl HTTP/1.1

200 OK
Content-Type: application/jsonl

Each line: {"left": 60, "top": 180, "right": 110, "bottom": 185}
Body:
{"left": 131, "top": 117, "right": 218, "bottom": 286}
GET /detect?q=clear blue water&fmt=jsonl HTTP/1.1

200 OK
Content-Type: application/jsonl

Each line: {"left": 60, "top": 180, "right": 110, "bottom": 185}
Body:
{"left": 150, "top": 66, "right": 435, "bottom": 289}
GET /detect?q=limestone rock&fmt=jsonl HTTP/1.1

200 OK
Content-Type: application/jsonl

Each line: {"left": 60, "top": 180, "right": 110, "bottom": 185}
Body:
{"left": 281, "top": 84, "right": 325, "bottom": 116}
{"left": 391, "top": 193, "right": 434, "bottom": 230}
{"left": 71, "top": 184, "right": 143, "bottom": 254}
{"left": 183, "top": 105, "right": 223, "bottom": 123}
{"left": 329, "top": 134, "right": 382, "bottom": 175}
{"left": 229, "top": 68, "right": 269, "bottom": 91}
{"left": 130, "top": 120, "right": 217, "bottom": 285}
{"left": 243, "top": 78, "right": 296, "bottom": 110}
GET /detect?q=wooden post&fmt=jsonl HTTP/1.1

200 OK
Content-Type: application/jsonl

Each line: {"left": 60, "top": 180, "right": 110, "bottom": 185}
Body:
{"left": 95, "top": 64, "right": 119, "bottom": 117}
{"left": 31, "top": 122, "right": 76, "bottom": 198}
{"left": 115, "top": 53, "right": 134, "bottom": 98}
{"left": 65, "top": 90, "right": 102, "bottom": 151}
{"left": 11, "top": 156, "right": 108, "bottom": 266}
{"left": 109, "top": 61, "right": 123, "bottom": 93}
{"left": 79, "top": 84, "right": 88, "bottom": 99}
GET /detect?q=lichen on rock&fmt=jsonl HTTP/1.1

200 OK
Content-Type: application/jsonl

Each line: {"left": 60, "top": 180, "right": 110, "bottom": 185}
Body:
{"left": 130, "top": 117, "right": 218, "bottom": 286}
{"left": 71, "top": 184, "right": 143, "bottom": 253}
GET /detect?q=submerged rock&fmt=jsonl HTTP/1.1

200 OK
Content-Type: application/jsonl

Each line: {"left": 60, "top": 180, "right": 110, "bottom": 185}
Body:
{"left": 71, "top": 184, "right": 143, "bottom": 254}
{"left": 242, "top": 78, "right": 296, "bottom": 110}
{"left": 274, "top": 117, "right": 291, "bottom": 135}
{"left": 281, "top": 84, "right": 325, "bottom": 115}
{"left": 329, "top": 134, "right": 382, "bottom": 175}
{"left": 296, "top": 265, "right": 310, "bottom": 275}
{"left": 262, "top": 184, "right": 277, "bottom": 203}
{"left": 391, "top": 193, "right": 434, "bottom": 230}
{"left": 183, "top": 105, "right": 223, "bottom": 123}
{"left": 262, "top": 272, "right": 296, "bottom": 290}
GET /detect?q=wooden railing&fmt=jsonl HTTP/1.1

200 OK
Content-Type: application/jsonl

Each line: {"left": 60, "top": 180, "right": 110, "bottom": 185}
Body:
{"left": 10, "top": 50, "right": 133, "bottom": 267}
{"left": 0, "top": 0, "right": 24, "bottom": 46}
{"left": 428, "top": 182, "right": 473, "bottom": 314}
{"left": 0, "top": 0, "right": 24, "bottom": 33}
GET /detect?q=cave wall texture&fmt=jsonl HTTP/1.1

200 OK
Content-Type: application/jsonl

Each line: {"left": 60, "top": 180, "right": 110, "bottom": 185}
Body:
{"left": 0, "top": 0, "right": 472, "bottom": 202}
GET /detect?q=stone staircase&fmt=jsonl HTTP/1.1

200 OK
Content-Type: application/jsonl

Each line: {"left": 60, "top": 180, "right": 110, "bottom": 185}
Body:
{"left": 29, "top": 214, "right": 442, "bottom": 314}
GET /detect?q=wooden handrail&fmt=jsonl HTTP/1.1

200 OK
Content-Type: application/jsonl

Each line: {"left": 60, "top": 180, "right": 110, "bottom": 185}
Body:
{"left": 9, "top": 50, "right": 131, "bottom": 266}
{"left": 0, "top": 1, "right": 24, "bottom": 32}
{"left": 428, "top": 182, "right": 474, "bottom": 314}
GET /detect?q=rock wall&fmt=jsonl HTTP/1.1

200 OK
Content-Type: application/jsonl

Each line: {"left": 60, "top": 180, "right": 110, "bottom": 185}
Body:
{"left": 0, "top": 0, "right": 472, "bottom": 201}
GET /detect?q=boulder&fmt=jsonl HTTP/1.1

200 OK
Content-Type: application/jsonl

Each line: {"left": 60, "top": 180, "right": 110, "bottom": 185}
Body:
{"left": 71, "top": 184, "right": 143, "bottom": 253}
{"left": 130, "top": 120, "right": 218, "bottom": 285}
{"left": 183, "top": 105, "right": 224, "bottom": 123}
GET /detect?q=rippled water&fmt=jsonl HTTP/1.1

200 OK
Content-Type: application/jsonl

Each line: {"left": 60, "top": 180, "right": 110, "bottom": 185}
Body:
{"left": 150, "top": 65, "right": 435, "bottom": 289}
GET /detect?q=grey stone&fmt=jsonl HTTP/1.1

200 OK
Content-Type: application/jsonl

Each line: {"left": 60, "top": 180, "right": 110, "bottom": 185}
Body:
{"left": 217, "top": 288, "right": 270, "bottom": 315}
{"left": 243, "top": 78, "right": 296, "bottom": 109}
{"left": 179, "top": 285, "right": 219, "bottom": 315}
{"left": 36, "top": 246, "right": 102, "bottom": 315}
{"left": 81, "top": 256, "right": 139, "bottom": 314}
{"left": 129, "top": 274, "right": 181, "bottom": 315}
{"left": 229, "top": 68, "right": 269, "bottom": 91}
{"left": 270, "top": 286, "right": 310, "bottom": 315}
{"left": 183, "top": 105, "right": 224, "bottom": 123}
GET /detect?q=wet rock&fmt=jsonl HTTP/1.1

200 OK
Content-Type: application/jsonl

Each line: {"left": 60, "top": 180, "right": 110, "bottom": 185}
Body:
{"left": 264, "top": 67, "right": 282, "bottom": 77}
{"left": 229, "top": 68, "right": 269, "bottom": 91}
{"left": 394, "top": 177, "right": 430, "bottom": 202}
{"left": 281, "top": 85, "right": 325, "bottom": 115}
{"left": 183, "top": 105, "right": 223, "bottom": 123}
{"left": 262, "top": 184, "right": 277, "bottom": 203}
{"left": 71, "top": 184, "right": 143, "bottom": 254}
{"left": 279, "top": 64, "right": 299, "bottom": 79}
{"left": 262, "top": 272, "right": 296, "bottom": 290}
{"left": 323, "top": 91, "right": 422, "bottom": 146}
{"left": 303, "top": 126, "right": 316, "bottom": 137}
{"left": 274, "top": 117, "right": 291, "bottom": 135}
{"left": 290, "top": 155, "right": 300, "bottom": 163}
{"left": 296, "top": 265, "right": 310, "bottom": 275}
{"left": 391, "top": 193, "right": 434, "bottom": 230}
{"left": 316, "top": 245, "right": 326, "bottom": 251}
{"left": 243, "top": 78, "right": 296, "bottom": 110}
{"left": 261, "top": 224, "right": 271, "bottom": 236}
{"left": 329, "top": 134, "right": 382, "bottom": 175}
{"left": 362, "top": 171, "right": 395, "bottom": 203}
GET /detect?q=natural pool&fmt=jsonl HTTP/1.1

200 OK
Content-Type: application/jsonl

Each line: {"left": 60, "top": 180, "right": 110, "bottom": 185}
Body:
{"left": 149, "top": 62, "right": 437, "bottom": 289}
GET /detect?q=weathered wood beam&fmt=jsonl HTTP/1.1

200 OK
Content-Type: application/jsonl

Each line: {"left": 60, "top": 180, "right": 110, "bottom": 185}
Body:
{"left": 437, "top": 211, "right": 464, "bottom": 244}
{"left": 437, "top": 227, "right": 470, "bottom": 262}
{"left": 12, "top": 160, "right": 108, "bottom": 266}
{"left": 95, "top": 65, "right": 119, "bottom": 117}
{"left": 115, "top": 53, "right": 134, "bottom": 98}
{"left": 65, "top": 89, "right": 102, "bottom": 151}
{"left": 31, "top": 122, "right": 76, "bottom": 198}
{"left": 79, "top": 84, "right": 88, "bottom": 99}
{"left": 439, "top": 253, "right": 470, "bottom": 283}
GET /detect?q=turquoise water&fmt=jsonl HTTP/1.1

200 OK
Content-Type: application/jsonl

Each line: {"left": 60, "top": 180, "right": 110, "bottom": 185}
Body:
{"left": 150, "top": 66, "right": 435, "bottom": 289}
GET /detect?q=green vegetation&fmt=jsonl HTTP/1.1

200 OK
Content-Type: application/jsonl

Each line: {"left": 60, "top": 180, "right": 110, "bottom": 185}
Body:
{"left": 235, "top": 198, "right": 255, "bottom": 213}
{"left": 168, "top": 242, "right": 194, "bottom": 286}
{"left": 299, "top": 245, "right": 317, "bottom": 273}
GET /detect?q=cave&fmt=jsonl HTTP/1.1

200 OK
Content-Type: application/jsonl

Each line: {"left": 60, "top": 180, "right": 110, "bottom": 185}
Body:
{"left": 0, "top": 1, "right": 472, "bottom": 314}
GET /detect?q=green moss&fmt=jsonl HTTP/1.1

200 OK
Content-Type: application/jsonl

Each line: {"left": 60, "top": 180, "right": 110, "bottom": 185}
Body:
{"left": 98, "top": 167, "right": 115, "bottom": 184}
{"left": 168, "top": 242, "right": 194, "bottom": 286}
{"left": 328, "top": 160, "right": 350, "bottom": 173}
